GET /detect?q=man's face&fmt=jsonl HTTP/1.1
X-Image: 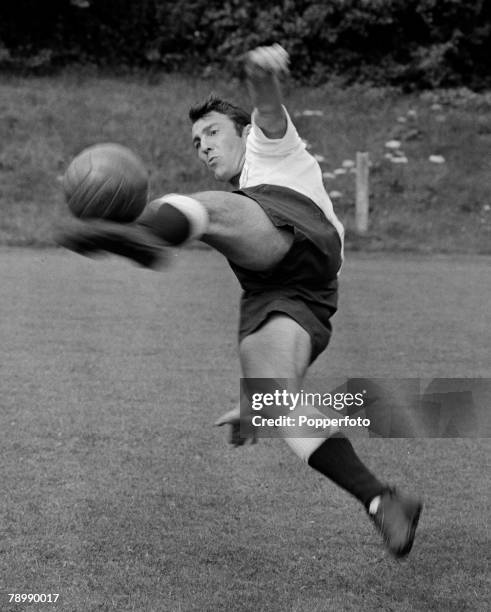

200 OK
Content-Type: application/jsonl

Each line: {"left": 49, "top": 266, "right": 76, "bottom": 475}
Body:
{"left": 191, "top": 111, "right": 249, "bottom": 183}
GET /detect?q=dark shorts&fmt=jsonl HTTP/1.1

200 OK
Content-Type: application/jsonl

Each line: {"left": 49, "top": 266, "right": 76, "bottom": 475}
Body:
{"left": 229, "top": 184, "right": 342, "bottom": 363}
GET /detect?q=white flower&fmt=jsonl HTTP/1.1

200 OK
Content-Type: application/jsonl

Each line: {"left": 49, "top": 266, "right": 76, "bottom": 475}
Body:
{"left": 397, "top": 116, "right": 407, "bottom": 123}
{"left": 334, "top": 168, "right": 347, "bottom": 175}
{"left": 329, "top": 191, "right": 343, "bottom": 199}
{"left": 322, "top": 172, "right": 336, "bottom": 180}
{"left": 429, "top": 155, "right": 445, "bottom": 164}
{"left": 342, "top": 159, "right": 355, "bottom": 168}
{"left": 431, "top": 103, "right": 443, "bottom": 112}
{"left": 313, "top": 154, "right": 326, "bottom": 162}
{"left": 385, "top": 140, "right": 401, "bottom": 150}
{"left": 407, "top": 109, "right": 417, "bottom": 118}
{"left": 390, "top": 156, "right": 408, "bottom": 164}
{"left": 483, "top": 204, "right": 490, "bottom": 212}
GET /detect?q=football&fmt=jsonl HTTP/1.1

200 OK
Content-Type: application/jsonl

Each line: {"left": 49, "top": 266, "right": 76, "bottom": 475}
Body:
{"left": 63, "top": 143, "right": 148, "bottom": 223}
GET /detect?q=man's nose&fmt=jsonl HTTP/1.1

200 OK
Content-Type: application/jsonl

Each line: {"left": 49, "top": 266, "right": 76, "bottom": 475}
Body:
{"left": 200, "top": 138, "right": 212, "bottom": 154}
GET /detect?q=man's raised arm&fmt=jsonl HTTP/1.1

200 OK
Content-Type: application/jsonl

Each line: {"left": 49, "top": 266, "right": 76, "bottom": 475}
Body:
{"left": 244, "top": 44, "right": 290, "bottom": 139}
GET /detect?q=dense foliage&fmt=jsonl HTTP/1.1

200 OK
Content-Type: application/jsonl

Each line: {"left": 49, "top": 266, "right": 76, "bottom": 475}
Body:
{"left": 1, "top": 0, "right": 489, "bottom": 88}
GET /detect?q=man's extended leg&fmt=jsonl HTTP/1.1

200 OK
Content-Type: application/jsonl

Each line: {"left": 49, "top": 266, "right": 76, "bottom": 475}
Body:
{"left": 238, "top": 314, "right": 386, "bottom": 486}
{"left": 60, "top": 190, "right": 295, "bottom": 270}
{"left": 236, "top": 313, "right": 422, "bottom": 558}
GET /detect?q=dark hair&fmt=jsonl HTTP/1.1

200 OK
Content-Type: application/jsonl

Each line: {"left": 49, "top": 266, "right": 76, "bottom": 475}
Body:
{"left": 189, "top": 95, "right": 251, "bottom": 136}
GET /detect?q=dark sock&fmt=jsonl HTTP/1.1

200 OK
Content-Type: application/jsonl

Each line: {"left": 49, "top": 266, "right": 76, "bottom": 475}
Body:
{"left": 307, "top": 434, "right": 386, "bottom": 509}
{"left": 137, "top": 203, "right": 190, "bottom": 245}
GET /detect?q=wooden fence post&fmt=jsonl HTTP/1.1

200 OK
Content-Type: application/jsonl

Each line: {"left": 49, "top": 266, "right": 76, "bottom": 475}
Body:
{"left": 355, "top": 152, "right": 369, "bottom": 233}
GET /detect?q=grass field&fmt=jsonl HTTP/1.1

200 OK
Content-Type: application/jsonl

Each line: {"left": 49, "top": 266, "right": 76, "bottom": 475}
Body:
{"left": 0, "top": 72, "right": 490, "bottom": 252}
{"left": 1, "top": 248, "right": 490, "bottom": 611}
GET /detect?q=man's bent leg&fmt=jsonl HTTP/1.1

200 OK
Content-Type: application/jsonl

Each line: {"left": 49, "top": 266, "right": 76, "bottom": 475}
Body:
{"left": 239, "top": 314, "right": 385, "bottom": 500}
{"left": 238, "top": 313, "right": 422, "bottom": 558}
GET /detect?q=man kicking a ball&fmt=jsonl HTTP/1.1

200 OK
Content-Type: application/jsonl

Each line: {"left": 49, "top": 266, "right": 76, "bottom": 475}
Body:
{"left": 61, "top": 44, "right": 422, "bottom": 558}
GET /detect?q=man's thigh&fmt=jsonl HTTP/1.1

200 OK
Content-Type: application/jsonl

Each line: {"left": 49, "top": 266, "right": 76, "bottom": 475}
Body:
{"left": 239, "top": 313, "right": 312, "bottom": 382}
{"left": 239, "top": 314, "right": 312, "bottom": 421}
{"left": 192, "top": 190, "right": 294, "bottom": 270}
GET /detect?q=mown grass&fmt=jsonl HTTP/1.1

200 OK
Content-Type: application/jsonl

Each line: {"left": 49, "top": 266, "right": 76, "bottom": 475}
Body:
{"left": 0, "top": 249, "right": 490, "bottom": 611}
{"left": 0, "top": 71, "right": 490, "bottom": 251}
